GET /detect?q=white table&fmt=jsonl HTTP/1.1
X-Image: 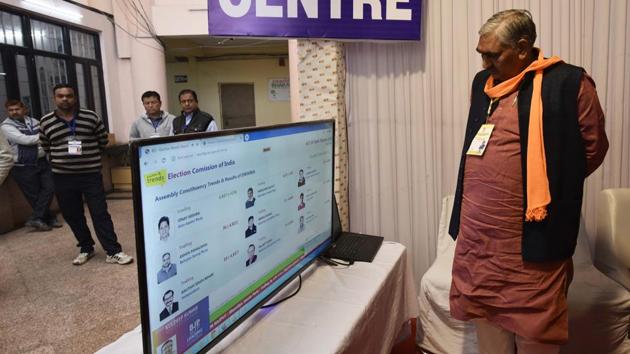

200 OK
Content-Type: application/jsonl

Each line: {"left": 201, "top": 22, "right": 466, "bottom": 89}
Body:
{"left": 97, "top": 242, "right": 419, "bottom": 354}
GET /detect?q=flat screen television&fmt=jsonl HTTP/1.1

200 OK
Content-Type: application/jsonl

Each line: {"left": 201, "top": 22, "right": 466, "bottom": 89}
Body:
{"left": 130, "top": 120, "right": 335, "bottom": 353}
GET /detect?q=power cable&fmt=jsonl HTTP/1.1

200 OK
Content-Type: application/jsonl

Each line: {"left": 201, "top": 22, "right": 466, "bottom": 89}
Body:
{"left": 260, "top": 275, "right": 302, "bottom": 308}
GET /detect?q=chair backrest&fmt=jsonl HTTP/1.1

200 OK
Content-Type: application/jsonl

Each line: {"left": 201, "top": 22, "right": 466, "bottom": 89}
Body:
{"left": 436, "top": 195, "right": 456, "bottom": 256}
{"left": 594, "top": 188, "right": 630, "bottom": 291}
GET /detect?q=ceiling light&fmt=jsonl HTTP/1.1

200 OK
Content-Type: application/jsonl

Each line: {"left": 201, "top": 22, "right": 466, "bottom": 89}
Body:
{"left": 22, "top": 0, "right": 83, "bottom": 23}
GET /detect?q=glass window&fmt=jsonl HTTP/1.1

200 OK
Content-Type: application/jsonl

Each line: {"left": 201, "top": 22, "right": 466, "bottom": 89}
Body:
{"left": 0, "top": 8, "right": 107, "bottom": 126}
{"left": 70, "top": 30, "right": 96, "bottom": 59}
{"left": 35, "top": 56, "right": 68, "bottom": 114}
{"left": 0, "top": 59, "right": 7, "bottom": 122}
{"left": 76, "top": 63, "right": 87, "bottom": 107}
{"left": 91, "top": 65, "right": 103, "bottom": 118}
{"left": 31, "top": 19, "right": 65, "bottom": 54}
{"left": 0, "top": 11, "right": 23, "bottom": 46}
{"left": 16, "top": 55, "right": 33, "bottom": 114}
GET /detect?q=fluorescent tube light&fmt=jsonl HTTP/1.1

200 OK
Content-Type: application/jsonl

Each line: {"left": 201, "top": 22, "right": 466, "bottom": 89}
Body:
{"left": 22, "top": 0, "right": 84, "bottom": 22}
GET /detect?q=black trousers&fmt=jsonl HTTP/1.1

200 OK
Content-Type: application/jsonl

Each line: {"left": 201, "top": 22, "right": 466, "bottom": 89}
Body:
{"left": 52, "top": 172, "right": 122, "bottom": 255}
{"left": 10, "top": 158, "right": 55, "bottom": 221}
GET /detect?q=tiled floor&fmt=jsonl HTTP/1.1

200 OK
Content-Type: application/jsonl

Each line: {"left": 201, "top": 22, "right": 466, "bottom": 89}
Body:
{"left": 0, "top": 199, "right": 139, "bottom": 353}
{"left": 0, "top": 198, "right": 427, "bottom": 354}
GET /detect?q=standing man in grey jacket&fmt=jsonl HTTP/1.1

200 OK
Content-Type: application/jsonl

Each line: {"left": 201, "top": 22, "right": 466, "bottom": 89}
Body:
{"left": 129, "top": 91, "right": 176, "bottom": 140}
{"left": 1, "top": 99, "right": 60, "bottom": 230}
{"left": 0, "top": 129, "right": 13, "bottom": 185}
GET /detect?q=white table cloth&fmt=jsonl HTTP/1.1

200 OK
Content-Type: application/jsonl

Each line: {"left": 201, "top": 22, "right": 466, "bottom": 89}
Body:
{"left": 97, "top": 242, "right": 419, "bottom": 354}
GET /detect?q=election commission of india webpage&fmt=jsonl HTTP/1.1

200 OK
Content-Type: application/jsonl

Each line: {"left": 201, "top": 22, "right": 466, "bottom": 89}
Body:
{"left": 137, "top": 124, "right": 333, "bottom": 353}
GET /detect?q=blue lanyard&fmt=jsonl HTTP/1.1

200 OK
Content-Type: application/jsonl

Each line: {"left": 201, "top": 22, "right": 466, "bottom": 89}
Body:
{"left": 64, "top": 116, "right": 77, "bottom": 137}
{"left": 151, "top": 117, "right": 162, "bottom": 130}
{"left": 24, "top": 119, "right": 35, "bottom": 134}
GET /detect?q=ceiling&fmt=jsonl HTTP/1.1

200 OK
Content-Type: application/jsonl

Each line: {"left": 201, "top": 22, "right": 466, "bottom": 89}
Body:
{"left": 161, "top": 36, "right": 289, "bottom": 63}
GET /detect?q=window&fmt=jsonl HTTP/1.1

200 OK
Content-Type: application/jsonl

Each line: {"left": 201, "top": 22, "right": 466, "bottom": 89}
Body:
{"left": 70, "top": 29, "right": 96, "bottom": 59}
{"left": 0, "top": 59, "right": 7, "bottom": 121}
{"left": 35, "top": 56, "right": 68, "bottom": 114}
{"left": 90, "top": 65, "right": 103, "bottom": 119}
{"left": 0, "top": 11, "right": 23, "bottom": 46}
{"left": 0, "top": 6, "right": 107, "bottom": 126}
{"left": 30, "top": 19, "right": 64, "bottom": 54}
{"left": 75, "top": 63, "right": 86, "bottom": 106}
{"left": 16, "top": 55, "right": 33, "bottom": 112}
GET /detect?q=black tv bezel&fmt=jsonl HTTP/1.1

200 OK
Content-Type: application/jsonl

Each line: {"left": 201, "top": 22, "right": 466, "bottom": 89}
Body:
{"left": 130, "top": 119, "right": 336, "bottom": 353}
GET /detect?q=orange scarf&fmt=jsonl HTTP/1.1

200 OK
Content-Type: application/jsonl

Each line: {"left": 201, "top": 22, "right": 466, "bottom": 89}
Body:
{"left": 483, "top": 49, "right": 562, "bottom": 221}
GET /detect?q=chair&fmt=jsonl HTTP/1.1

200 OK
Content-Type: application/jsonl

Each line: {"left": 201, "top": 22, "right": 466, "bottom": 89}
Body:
{"left": 417, "top": 195, "right": 630, "bottom": 354}
{"left": 593, "top": 188, "right": 630, "bottom": 290}
{"left": 416, "top": 196, "right": 478, "bottom": 354}
{"left": 561, "top": 189, "right": 630, "bottom": 354}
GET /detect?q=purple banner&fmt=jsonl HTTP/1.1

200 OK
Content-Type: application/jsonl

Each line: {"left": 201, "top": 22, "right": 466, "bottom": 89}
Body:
{"left": 208, "top": 0, "right": 422, "bottom": 40}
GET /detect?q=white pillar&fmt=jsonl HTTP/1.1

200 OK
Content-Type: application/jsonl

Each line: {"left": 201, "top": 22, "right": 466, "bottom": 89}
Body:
{"left": 130, "top": 38, "right": 168, "bottom": 112}
{"left": 111, "top": 0, "right": 167, "bottom": 142}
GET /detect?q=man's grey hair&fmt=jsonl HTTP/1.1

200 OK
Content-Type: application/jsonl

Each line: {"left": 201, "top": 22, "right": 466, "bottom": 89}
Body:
{"left": 479, "top": 9, "right": 537, "bottom": 47}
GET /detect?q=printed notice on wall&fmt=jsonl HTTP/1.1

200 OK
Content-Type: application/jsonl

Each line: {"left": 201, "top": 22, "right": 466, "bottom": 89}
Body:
{"left": 268, "top": 78, "right": 290, "bottom": 101}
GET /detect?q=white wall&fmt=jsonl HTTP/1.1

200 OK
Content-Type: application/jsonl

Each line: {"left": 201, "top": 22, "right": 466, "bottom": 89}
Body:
{"left": 166, "top": 59, "right": 291, "bottom": 128}
{"left": 152, "top": 0, "right": 208, "bottom": 36}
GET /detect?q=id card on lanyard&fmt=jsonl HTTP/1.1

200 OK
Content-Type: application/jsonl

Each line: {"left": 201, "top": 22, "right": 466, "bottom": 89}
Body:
{"left": 25, "top": 119, "right": 36, "bottom": 135}
{"left": 466, "top": 124, "right": 494, "bottom": 156}
{"left": 151, "top": 117, "right": 162, "bottom": 138}
{"left": 66, "top": 116, "right": 82, "bottom": 155}
{"left": 467, "top": 98, "right": 499, "bottom": 157}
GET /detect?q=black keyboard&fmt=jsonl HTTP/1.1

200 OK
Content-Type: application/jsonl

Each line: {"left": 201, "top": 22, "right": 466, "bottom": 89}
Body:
{"left": 326, "top": 233, "right": 384, "bottom": 262}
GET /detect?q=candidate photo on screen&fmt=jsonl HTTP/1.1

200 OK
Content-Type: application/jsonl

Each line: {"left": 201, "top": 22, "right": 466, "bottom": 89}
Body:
{"left": 160, "top": 337, "right": 176, "bottom": 354}
{"left": 297, "top": 169, "right": 305, "bottom": 187}
{"left": 160, "top": 289, "right": 179, "bottom": 321}
{"left": 298, "top": 215, "right": 305, "bottom": 233}
{"left": 157, "top": 252, "right": 177, "bottom": 284}
{"left": 246, "top": 244, "right": 257, "bottom": 267}
{"left": 245, "top": 187, "right": 255, "bottom": 208}
{"left": 297, "top": 193, "right": 305, "bottom": 210}
{"left": 245, "top": 216, "right": 257, "bottom": 237}
{"left": 158, "top": 216, "right": 170, "bottom": 242}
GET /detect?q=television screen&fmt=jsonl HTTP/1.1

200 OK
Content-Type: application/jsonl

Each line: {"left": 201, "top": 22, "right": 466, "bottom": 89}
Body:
{"left": 130, "top": 120, "right": 335, "bottom": 353}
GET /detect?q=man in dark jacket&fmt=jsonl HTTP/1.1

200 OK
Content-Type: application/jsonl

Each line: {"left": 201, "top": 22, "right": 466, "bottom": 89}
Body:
{"left": 448, "top": 9, "right": 608, "bottom": 354}
{"left": 172, "top": 89, "right": 218, "bottom": 135}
